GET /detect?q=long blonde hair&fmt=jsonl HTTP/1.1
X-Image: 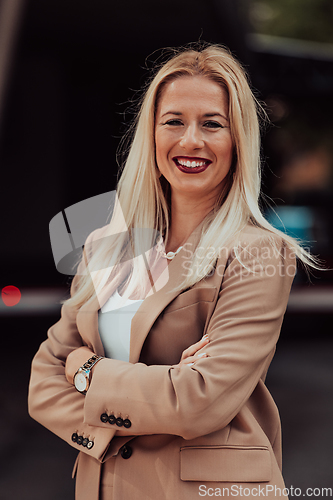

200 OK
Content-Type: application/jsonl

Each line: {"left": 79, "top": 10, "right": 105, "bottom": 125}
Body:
{"left": 65, "top": 43, "right": 319, "bottom": 309}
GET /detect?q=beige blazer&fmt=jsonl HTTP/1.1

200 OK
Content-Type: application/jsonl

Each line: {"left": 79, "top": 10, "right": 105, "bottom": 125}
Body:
{"left": 28, "top": 221, "right": 296, "bottom": 500}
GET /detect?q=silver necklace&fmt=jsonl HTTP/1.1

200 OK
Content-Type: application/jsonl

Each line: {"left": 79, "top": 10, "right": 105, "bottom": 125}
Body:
{"left": 157, "top": 245, "right": 183, "bottom": 260}
{"left": 155, "top": 236, "right": 184, "bottom": 260}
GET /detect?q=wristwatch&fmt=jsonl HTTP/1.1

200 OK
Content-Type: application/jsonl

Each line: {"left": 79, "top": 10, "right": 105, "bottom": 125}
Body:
{"left": 74, "top": 354, "right": 104, "bottom": 394}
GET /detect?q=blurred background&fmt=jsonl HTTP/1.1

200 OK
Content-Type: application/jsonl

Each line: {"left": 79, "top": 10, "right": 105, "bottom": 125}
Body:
{"left": 0, "top": 0, "right": 332, "bottom": 498}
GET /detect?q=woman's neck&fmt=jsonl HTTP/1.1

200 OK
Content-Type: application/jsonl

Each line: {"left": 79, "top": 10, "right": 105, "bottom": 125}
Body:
{"left": 165, "top": 192, "right": 215, "bottom": 252}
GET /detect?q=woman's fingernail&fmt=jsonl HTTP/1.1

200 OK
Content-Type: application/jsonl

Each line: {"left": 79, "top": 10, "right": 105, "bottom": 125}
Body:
{"left": 202, "top": 335, "right": 209, "bottom": 340}
{"left": 188, "top": 362, "right": 194, "bottom": 366}
{"left": 198, "top": 353, "right": 207, "bottom": 358}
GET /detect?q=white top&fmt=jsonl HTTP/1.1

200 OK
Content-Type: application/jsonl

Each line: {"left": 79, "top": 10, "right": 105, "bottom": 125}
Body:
{"left": 98, "top": 289, "right": 144, "bottom": 361}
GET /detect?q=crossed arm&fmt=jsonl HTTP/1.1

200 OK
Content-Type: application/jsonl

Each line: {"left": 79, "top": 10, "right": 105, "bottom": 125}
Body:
{"left": 28, "top": 233, "right": 296, "bottom": 460}
{"left": 65, "top": 336, "right": 210, "bottom": 385}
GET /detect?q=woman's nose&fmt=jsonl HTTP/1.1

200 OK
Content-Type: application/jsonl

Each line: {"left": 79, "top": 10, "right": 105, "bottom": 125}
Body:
{"left": 179, "top": 125, "right": 204, "bottom": 150}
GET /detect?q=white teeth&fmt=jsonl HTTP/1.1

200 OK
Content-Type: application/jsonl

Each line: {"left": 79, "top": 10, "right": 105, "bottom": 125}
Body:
{"left": 177, "top": 159, "right": 207, "bottom": 168}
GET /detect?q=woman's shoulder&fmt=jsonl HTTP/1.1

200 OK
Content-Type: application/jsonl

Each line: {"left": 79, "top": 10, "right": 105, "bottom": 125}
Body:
{"left": 223, "top": 222, "right": 291, "bottom": 264}
{"left": 229, "top": 222, "right": 296, "bottom": 268}
{"left": 235, "top": 222, "right": 284, "bottom": 248}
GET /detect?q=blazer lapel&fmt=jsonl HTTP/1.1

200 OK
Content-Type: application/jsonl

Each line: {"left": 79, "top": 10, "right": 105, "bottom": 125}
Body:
{"left": 129, "top": 221, "right": 204, "bottom": 363}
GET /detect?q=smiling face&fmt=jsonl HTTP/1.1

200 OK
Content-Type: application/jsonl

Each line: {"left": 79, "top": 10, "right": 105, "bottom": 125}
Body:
{"left": 155, "top": 75, "right": 234, "bottom": 206}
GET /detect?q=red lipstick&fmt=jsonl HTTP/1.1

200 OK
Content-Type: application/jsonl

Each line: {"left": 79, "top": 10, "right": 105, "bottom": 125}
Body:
{"left": 173, "top": 156, "right": 211, "bottom": 174}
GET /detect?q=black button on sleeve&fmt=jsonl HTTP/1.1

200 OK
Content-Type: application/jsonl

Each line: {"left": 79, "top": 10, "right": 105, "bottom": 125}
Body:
{"left": 120, "top": 445, "right": 132, "bottom": 459}
{"left": 123, "top": 419, "right": 132, "bottom": 429}
{"left": 82, "top": 438, "right": 89, "bottom": 447}
{"left": 77, "top": 435, "right": 83, "bottom": 446}
{"left": 71, "top": 432, "right": 78, "bottom": 443}
{"left": 100, "top": 413, "right": 109, "bottom": 423}
{"left": 116, "top": 417, "right": 124, "bottom": 427}
{"left": 87, "top": 441, "right": 94, "bottom": 450}
{"left": 108, "top": 414, "right": 116, "bottom": 425}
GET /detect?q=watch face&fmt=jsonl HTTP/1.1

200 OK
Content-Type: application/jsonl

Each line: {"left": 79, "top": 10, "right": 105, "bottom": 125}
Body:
{"left": 74, "top": 371, "right": 88, "bottom": 392}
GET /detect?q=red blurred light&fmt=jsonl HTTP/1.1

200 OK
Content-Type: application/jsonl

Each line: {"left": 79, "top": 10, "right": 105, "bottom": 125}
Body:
{"left": 1, "top": 285, "right": 21, "bottom": 307}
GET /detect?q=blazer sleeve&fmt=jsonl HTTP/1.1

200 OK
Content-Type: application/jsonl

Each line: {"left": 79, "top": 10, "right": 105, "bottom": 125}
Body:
{"left": 28, "top": 231, "right": 117, "bottom": 462}
{"left": 82, "top": 234, "right": 296, "bottom": 440}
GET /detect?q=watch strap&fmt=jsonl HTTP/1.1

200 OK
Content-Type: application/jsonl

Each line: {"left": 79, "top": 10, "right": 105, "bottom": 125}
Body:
{"left": 74, "top": 354, "right": 104, "bottom": 394}
{"left": 82, "top": 354, "right": 104, "bottom": 372}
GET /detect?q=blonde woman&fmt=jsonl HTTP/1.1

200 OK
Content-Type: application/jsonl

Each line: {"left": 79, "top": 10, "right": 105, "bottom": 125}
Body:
{"left": 28, "top": 44, "right": 317, "bottom": 500}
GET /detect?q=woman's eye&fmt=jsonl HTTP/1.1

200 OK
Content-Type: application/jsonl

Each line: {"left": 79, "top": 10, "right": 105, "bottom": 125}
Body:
{"left": 204, "top": 121, "right": 223, "bottom": 129}
{"left": 165, "top": 119, "right": 183, "bottom": 126}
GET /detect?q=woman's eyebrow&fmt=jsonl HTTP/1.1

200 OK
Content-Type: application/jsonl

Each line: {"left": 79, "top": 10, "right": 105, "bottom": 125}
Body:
{"left": 204, "top": 112, "right": 229, "bottom": 121}
{"left": 160, "top": 111, "right": 229, "bottom": 121}
{"left": 161, "top": 111, "right": 182, "bottom": 118}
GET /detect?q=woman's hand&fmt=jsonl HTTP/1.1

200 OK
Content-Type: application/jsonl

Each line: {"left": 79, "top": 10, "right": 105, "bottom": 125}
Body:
{"left": 65, "top": 346, "right": 95, "bottom": 385}
{"left": 175, "top": 335, "right": 210, "bottom": 368}
{"left": 116, "top": 336, "right": 209, "bottom": 437}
